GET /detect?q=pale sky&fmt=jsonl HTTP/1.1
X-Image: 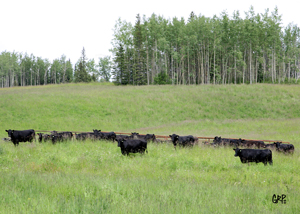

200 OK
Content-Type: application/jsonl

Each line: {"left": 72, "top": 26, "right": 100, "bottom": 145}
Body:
{"left": 0, "top": 0, "right": 299, "bottom": 64}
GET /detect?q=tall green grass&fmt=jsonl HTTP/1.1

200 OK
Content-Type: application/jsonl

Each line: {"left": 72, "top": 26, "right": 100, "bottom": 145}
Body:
{"left": 0, "top": 141, "right": 299, "bottom": 213}
{"left": 0, "top": 83, "right": 299, "bottom": 213}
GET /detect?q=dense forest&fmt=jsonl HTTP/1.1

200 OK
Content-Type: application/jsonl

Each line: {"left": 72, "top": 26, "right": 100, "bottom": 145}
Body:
{"left": 1, "top": 7, "right": 300, "bottom": 88}
{"left": 0, "top": 47, "right": 111, "bottom": 87}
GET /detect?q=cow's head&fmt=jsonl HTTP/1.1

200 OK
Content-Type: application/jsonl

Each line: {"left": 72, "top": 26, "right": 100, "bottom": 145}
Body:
{"left": 5, "top": 129, "right": 13, "bottom": 137}
{"left": 117, "top": 139, "right": 124, "bottom": 147}
{"left": 233, "top": 148, "right": 241, "bottom": 157}
{"left": 169, "top": 134, "right": 179, "bottom": 146}
{"left": 213, "top": 136, "right": 221, "bottom": 143}
{"left": 145, "top": 134, "right": 156, "bottom": 141}
{"left": 93, "top": 129, "right": 101, "bottom": 134}
{"left": 274, "top": 142, "right": 281, "bottom": 148}
{"left": 131, "top": 132, "right": 139, "bottom": 139}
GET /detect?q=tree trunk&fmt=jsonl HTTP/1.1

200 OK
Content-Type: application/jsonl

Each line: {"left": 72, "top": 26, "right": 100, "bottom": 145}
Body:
{"left": 214, "top": 44, "right": 216, "bottom": 85}
{"left": 62, "top": 65, "right": 65, "bottom": 83}
{"left": 274, "top": 47, "right": 276, "bottom": 83}
{"left": 165, "top": 51, "right": 167, "bottom": 76}
{"left": 197, "top": 51, "right": 200, "bottom": 84}
{"left": 234, "top": 45, "right": 237, "bottom": 84}
{"left": 271, "top": 51, "right": 273, "bottom": 83}
{"left": 201, "top": 46, "right": 204, "bottom": 84}
{"left": 256, "top": 57, "right": 258, "bottom": 83}
{"left": 207, "top": 43, "right": 210, "bottom": 84}
{"left": 44, "top": 68, "right": 47, "bottom": 85}
{"left": 249, "top": 42, "right": 252, "bottom": 84}
{"left": 288, "top": 61, "right": 291, "bottom": 82}
{"left": 263, "top": 50, "right": 266, "bottom": 83}
{"left": 152, "top": 48, "right": 155, "bottom": 84}
{"left": 243, "top": 50, "right": 246, "bottom": 84}
{"left": 187, "top": 46, "right": 190, "bottom": 85}
{"left": 146, "top": 40, "right": 149, "bottom": 85}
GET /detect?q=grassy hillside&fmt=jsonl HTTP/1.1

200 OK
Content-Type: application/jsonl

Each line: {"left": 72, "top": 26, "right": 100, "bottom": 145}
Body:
{"left": 0, "top": 83, "right": 300, "bottom": 141}
{"left": 0, "top": 83, "right": 299, "bottom": 213}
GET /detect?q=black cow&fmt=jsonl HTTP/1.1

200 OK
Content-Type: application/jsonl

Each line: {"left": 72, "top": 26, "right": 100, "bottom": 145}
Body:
{"left": 37, "top": 133, "right": 43, "bottom": 143}
{"left": 117, "top": 139, "right": 148, "bottom": 155}
{"left": 43, "top": 134, "right": 51, "bottom": 142}
{"left": 93, "top": 130, "right": 116, "bottom": 142}
{"left": 51, "top": 131, "right": 73, "bottom": 141}
{"left": 274, "top": 142, "right": 294, "bottom": 154}
{"left": 5, "top": 129, "right": 35, "bottom": 146}
{"left": 169, "top": 134, "right": 195, "bottom": 149}
{"left": 212, "top": 136, "right": 232, "bottom": 146}
{"left": 233, "top": 148, "right": 273, "bottom": 166}
{"left": 212, "top": 136, "right": 240, "bottom": 147}
{"left": 51, "top": 134, "right": 63, "bottom": 144}
{"left": 130, "top": 132, "right": 156, "bottom": 142}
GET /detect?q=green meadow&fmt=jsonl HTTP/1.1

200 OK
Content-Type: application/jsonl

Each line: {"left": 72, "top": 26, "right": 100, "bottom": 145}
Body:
{"left": 0, "top": 83, "right": 299, "bottom": 213}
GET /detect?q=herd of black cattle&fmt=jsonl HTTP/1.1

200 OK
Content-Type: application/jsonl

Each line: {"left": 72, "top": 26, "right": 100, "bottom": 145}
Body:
{"left": 3, "top": 129, "right": 296, "bottom": 166}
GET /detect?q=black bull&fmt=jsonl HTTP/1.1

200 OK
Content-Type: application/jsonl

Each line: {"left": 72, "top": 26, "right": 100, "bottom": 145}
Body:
{"left": 233, "top": 148, "right": 273, "bottom": 166}
{"left": 5, "top": 129, "right": 36, "bottom": 146}
{"left": 117, "top": 139, "right": 148, "bottom": 155}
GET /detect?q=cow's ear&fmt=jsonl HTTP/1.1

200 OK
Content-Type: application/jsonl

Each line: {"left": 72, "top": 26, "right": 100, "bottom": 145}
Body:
{"left": 5, "top": 130, "right": 8, "bottom": 132}
{"left": 169, "top": 135, "right": 171, "bottom": 137}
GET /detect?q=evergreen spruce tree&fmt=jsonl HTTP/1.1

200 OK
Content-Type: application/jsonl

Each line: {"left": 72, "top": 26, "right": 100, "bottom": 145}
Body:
{"left": 112, "top": 44, "right": 128, "bottom": 84}
{"left": 74, "top": 47, "right": 91, "bottom": 82}
{"left": 133, "top": 14, "right": 146, "bottom": 85}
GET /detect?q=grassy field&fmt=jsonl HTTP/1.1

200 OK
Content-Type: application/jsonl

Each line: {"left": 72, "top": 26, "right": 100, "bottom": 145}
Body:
{"left": 0, "top": 83, "right": 299, "bottom": 213}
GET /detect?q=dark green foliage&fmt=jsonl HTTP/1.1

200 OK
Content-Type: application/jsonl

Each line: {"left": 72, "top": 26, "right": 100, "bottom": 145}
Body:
{"left": 154, "top": 72, "right": 171, "bottom": 85}
{"left": 74, "top": 47, "right": 92, "bottom": 83}
{"left": 110, "top": 7, "right": 300, "bottom": 85}
{"left": 133, "top": 14, "right": 147, "bottom": 85}
{"left": 112, "top": 44, "right": 128, "bottom": 85}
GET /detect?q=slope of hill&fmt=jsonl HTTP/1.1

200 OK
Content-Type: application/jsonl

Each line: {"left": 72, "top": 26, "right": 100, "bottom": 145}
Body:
{"left": 1, "top": 83, "right": 299, "bottom": 142}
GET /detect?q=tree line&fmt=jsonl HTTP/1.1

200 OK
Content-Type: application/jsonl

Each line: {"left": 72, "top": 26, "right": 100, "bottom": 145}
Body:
{"left": 0, "top": 48, "right": 112, "bottom": 87}
{"left": 111, "top": 7, "right": 300, "bottom": 85}
{"left": 1, "top": 6, "right": 300, "bottom": 88}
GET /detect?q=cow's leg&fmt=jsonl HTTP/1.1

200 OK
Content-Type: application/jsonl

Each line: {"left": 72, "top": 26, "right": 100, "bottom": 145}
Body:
{"left": 13, "top": 141, "right": 17, "bottom": 147}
